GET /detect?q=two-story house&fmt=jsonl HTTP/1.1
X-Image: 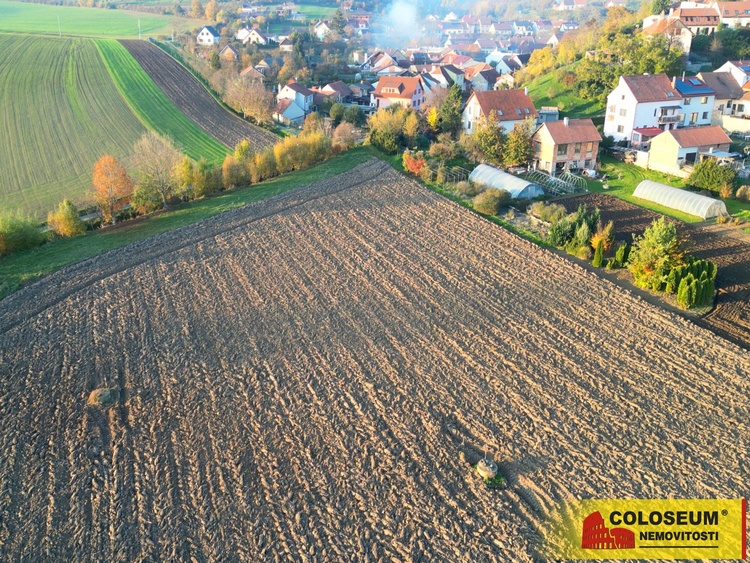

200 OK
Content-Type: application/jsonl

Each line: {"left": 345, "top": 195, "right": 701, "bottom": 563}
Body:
{"left": 461, "top": 88, "right": 538, "bottom": 134}
{"left": 715, "top": 60, "right": 750, "bottom": 87}
{"left": 371, "top": 76, "right": 425, "bottom": 109}
{"left": 277, "top": 81, "right": 315, "bottom": 114}
{"left": 671, "top": 7, "right": 721, "bottom": 35}
{"left": 696, "top": 71, "right": 744, "bottom": 121}
{"left": 532, "top": 117, "right": 602, "bottom": 174}
{"left": 673, "top": 76, "right": 715, "bottom": 128}
{"left": 604, "top": 74, "right": 682, "bottom": 144}
{"left": 712, "top": 1, "right": 750, "bottom": 28}
{"left": 196, "top": 26, "right": 220, "bottom": 46}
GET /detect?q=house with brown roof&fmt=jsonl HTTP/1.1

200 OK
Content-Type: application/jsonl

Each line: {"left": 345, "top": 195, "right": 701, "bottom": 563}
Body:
{"left": 277, "top": 81, "right": 315, "bottom": 113}
{"left": 273, "top": 98, "right": 306, "bottom": 125}
{"left": 532, "top": 118, "right": 602, "bottom": 174}
{"left": 461, "top": 88, "right": 538, "bottom": 134}
{"left": 240, "top": 65, "right": 265, "bottom": 83}
{"left": 219, "top": 45, "right": 239, "bottom": 62}
{"left": 712, "top": 1, "right": 750, "bottom": 28}
{"left": 641, "top": 16, "right": 693, "bottom": 54}
{"left": 696, "top": 71, "right": 744, "bottom": 122}
{"left": 321, "top": 81, "right": 354, "bottom": 103}
{"left": 463, "top": 65, "right": 500, "bottom": 92}
{"left": 604, "top": 74, "right": 682, "bottom": 143}
{"left": 371, "top": 76, "right": 425, "bottom": 109}
{"left": 671, "top": 7, "right": 720, "bottom": 35}
{"left": 647, "top": 126, "right": 732, "bottom": 177}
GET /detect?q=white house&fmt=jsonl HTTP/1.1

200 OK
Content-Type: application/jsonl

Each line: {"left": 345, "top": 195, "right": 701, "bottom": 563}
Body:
{"left": 462, "top": 88, "right": 538, "bottom": 134}
{"left": 715, "top": 60, "right": 750, "bottom": 87}
{"left": 277, "top": 82, "right": 315, "bottom": 113}
{"left": 712, "top": 1, "right": 750, "bottom": 28}
{"left": 244, "top": 29, "right": 272, "bottom": 45}
{"left": 235, "top": 27, "right": 252, "bottom": 43}
{"left": 604, "top": 74, "right": 682, "bottom": 143}
{"left": 273, "top": 99, "right": 306, "bottom": 125}
{"left": 196, "top": 26, "right": 220, "bottom": 46}
{"left": 313, "top": 21, "right": 331, "bottom": 40}
{"left": 673, "top": 76, "right": 715, "bottom": 128}
{"left": 696, "top": 71, "right": 744, "bottom": 122}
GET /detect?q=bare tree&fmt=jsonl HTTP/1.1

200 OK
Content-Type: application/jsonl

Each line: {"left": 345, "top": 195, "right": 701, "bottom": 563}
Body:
{"left": 225, "top": 80, "right": 275, "bottom": 126}
{"left": 131, "top": 132, "right": 182, "bottom": 209}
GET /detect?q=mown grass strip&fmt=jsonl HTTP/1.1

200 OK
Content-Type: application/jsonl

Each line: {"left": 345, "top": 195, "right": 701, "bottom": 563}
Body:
{"left": 95, "top": 39, "right": 228, "bottom": 163}
{"left": 0, "top": 147, "right": 377, "bottom": 299}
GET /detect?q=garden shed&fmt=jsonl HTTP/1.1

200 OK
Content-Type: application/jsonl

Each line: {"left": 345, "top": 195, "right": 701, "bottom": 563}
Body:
{"left": 633, "top": 180, "right": 728, "bottom": 219}
{"left": 469, "top": 164, "right": 544, "bottom": 199}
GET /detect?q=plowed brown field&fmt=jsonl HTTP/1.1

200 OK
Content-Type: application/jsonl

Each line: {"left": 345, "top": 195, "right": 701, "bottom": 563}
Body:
{"left": 560, "top": 193, "right": 750, "bottom": 351}
{"left": 1, "top": 161, "right": 749, "bottom": 561}
{"left": 121, "top": 40, "right": 277, "bottom": 152}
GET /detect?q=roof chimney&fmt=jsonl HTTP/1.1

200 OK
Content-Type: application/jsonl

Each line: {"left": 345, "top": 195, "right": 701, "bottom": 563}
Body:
{"left": 672, "top": 76, "right": 676, "bottom": 88}
{"left": 682, "top": 70, "right": 685, "bottom": 80}
{"left": 564, "top": 117, "right": 569, "bottom": 126}
{"left": 524, "top": 86, "right": 528, "bottom": 95}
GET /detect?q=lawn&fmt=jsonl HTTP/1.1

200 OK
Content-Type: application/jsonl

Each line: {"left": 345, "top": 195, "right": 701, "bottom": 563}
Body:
{"left": 0, "top": 0, "right": 200, "bottom": 37}
{"left": 295, "top": 2, "right": 337, "bottom": 20}
{"left": 525, "top": 61, "right": 604, "bottom": 119}
{"left": 96, "top": 39, "right": 228, "bottom": 163}
{"left": 0, "top": 34, "right": 147, "bottom": 219}
{"left": 0, "top": 147, "right": 377, "bottom": 299}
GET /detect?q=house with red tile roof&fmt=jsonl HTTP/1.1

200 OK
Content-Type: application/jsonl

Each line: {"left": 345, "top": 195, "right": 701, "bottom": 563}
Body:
{"left": 648, "top": 125, "right": 732, "bottom": 176}
{"left": 712, "top": 1, "right": 750, "bottom": 28}
{"left": 532, "top": 118, "right": 601, "bottom": 174}
{"left": 371, "top": 76, "right": 425, "bottom": 109}
{"left": 461, "top": 88, "right": 538, "bottom": 134}
{"left": 671, "top": 7, "right": 720, "bottom": 35}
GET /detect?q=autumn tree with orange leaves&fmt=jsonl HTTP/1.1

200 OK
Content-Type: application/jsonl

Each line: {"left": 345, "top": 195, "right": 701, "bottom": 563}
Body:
{"left": 92, "top": 155, "right": 133, "bottom": 224}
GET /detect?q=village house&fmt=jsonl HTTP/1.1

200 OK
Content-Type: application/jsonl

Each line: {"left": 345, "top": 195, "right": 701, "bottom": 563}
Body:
{"left": 463, "top": 65, "right": 500, "bottom": 92}
{"left": 243, "top": 29, "right": 276, "bottom": 46}
{"left": 313, "top": 21, "right": 331, "bottom": 41}
{"left": 604, "top": 74, "right": 682, "bottom": 144}
{"left": 277, "top": 81, "right": 315, "bottom": 114}
{"left": 671, "top": 6, "right": 720, "bottom": 35}
{"left": 696, "top": 71, "right": 744, "bottom": 121}
{"left": 321, "top": 81, "right": 353, "bottom": 103}
{"left": 532, "top": 118, "right": 602, "bottom": 174}
{"left": 673, "top": 76, "right": 715, "bottom": 128}
{"left": 647, "top": 126, "right": 732, "bottom": 176}
{"left": 196, "top": 26, "right": 220, "bottom": 46}
{"left": 712, "top": 1, "right": 750, "bottom": 27}
{"left": 641, "top": 16, "right": 693, "bottom": 54}
{"left": 235, "top": 27, "right": 252, "bottom": 43}
{"left": 273, "top": 98, "right": 306, "bottom": 125}
{"left": 715, "top": 60, "right": 750, "bottom": 87}
{"left": 240, "top": 65, "right": 265, "bottom": 83}
{"left": 219, "top": 45, "right": 239, "bottom": 62}
{"left": 279, "top": 38, "right": 294, "bottom": 53}
{"left": 461, "top": 88, "right": 538, "bottom": 134}
{"left": 371, "top": 76, "right": 425, "bottom": 109}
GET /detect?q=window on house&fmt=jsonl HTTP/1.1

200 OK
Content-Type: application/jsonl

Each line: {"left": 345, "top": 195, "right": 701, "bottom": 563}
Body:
{"left": 701, "top": 96, "right": 708, "bottom": 104}
{"left": 574, "top": 142, "right": 581, "bottom": 154}
{"left": 702, "top": 111, "right": 708, "bottom": 119}
{"left": 690, "top": 112, "right": 698, "bottom": 123}
{"left": 619, "top": 108, "right": 627, "bottom": 116}
{"left": 684, "top": 97, "right": 691, "bottom": 105}
{"left": 557, "top": 144, "right": 568, "bottom": 156}
{"left": 617, "top": 125, "right": 624, "bottom": 133}
{"left": 586, "top": 142, "right": 593, "bottom": 153}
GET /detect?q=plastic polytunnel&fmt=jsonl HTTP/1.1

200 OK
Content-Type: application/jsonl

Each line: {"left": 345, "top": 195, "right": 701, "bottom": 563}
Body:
{"left": 633, "top": 180, "right": 728, "bottom": 219}
{"left": 468, "top": 164, "right": 544, "bottom": 199}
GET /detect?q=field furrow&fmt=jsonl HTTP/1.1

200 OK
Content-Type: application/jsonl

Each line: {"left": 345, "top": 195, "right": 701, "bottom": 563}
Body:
{"left": 1, "top": 160, "right": 748, "bottom": 561}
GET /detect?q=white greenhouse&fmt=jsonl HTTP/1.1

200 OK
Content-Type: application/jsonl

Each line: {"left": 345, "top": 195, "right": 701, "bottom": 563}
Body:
{"left": 468, "top": 164, "right": 544, "bottom": 199}
{"left": 633, "top": 180, "right": 728, "bottom": 219}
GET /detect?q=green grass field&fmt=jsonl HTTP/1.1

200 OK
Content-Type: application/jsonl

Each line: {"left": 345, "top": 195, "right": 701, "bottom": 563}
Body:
{"left": 96, "top": 39, "right": 228, "bottom": 163}
{"left": 526, "top": 62, "right": 604, "bottom": 120}
{"left": 0, "top": 34, "right": 147, "bottom": 218}
{"left": 0, "top": 147, "right": 377, "bottom": 299}
{"left": 295, "top": 3, "right": 336, "bottom": 20}
{"left": 0, "top": 0, "right": 200, "bottom": 37}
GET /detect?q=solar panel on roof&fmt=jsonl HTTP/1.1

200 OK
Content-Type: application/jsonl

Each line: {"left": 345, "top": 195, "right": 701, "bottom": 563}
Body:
{"left": 689, "top": 78, "right": 701, "bottom": 85}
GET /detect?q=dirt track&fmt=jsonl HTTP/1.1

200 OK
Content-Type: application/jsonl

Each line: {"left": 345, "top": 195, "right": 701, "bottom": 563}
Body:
{"left": 1, "top": 161, "right": 749, "bottom": 561}
{"left": 121, "top": 40, "right": 277, "bottom": 152}
{"left": 560, "top": 192, "right": 750, "bottom": 351}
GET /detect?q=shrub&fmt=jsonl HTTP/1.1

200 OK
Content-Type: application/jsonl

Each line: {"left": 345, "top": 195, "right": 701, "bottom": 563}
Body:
{"left": 529, "top": 201, "right": 566, "bottom": 224}
{"left": 249, "top": 147, "right": 277, "bottom": 183}
{"left": 473, "top": 188, "right": 510, "bottom": 215}
{"left": 592, "top": 239, "right": 604, "bottom": 267}
{"left": 47, "top": 199, "right": 85, "bottom": 238}
{"left": 590, "top": 220, "right": 615, "bottom": 252}
{"left": 716, "top": 214, "right": 731, "bottom": 224}
{"left": 0, "top": 213, "right": 45, "bottom": 257}
{"left": 131, "top": 183, "right": 162, "bottom": 215}
{"left": 548, "top": 216, "right": 576, "bottom": 247}
{"left": 736, "top": 185, "right": 750, "bottom": 202}
{"left": 454, "top": 181, "right": 479, "bottom": 197}
{"left": 403, "top": 150, "right": 428, "bottom": 176}
{"left": 222, "top": 154, "right": 248, "bottom": 190}
{"left": 688, "top": 159, "right": 736, "bottom": 193}
{"left": 332, "top": 122, "right": 358, "bottom": 150}
{"left": 719, "top": 182, "right": 735, "bottom": 199}
{"left": 565, "top": 222, "right": 591, "bottom": 258}
{"left": 628, "top": 217, "right": 683, "bottom": 291}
